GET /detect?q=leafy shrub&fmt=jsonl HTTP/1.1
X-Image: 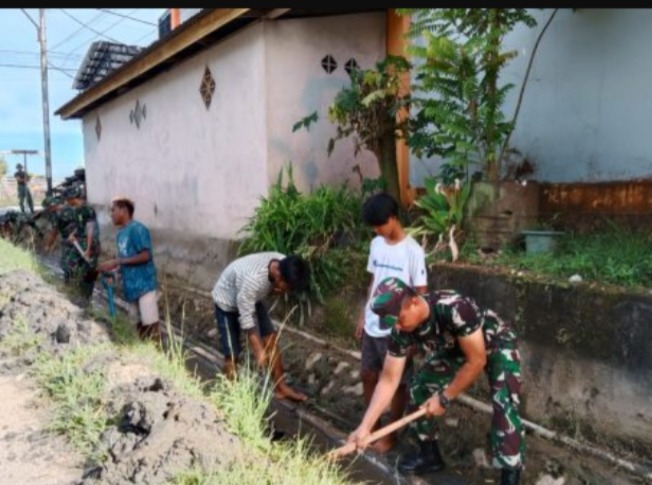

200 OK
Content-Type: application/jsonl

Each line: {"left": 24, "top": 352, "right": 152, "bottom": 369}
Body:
{"left": 238, "top": 163, "right": 368, "bottom": 305}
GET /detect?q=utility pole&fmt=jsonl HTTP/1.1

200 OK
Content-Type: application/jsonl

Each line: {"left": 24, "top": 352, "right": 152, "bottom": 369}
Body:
{"left": 39, "top": 8, "right": 53, "bottom": 196}
{"left": 20, "top": 8, "right": 53, "bottom": 196}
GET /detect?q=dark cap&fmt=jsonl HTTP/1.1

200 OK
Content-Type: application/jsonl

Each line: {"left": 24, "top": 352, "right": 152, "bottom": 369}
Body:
{"left": 370, "top": 276, "right": 411, "bottom": 330}
{"left": 63, "top": 185, "right": 83, "bottom": 200}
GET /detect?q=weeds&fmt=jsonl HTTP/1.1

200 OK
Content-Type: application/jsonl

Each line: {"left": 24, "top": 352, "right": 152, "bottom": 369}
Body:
{"left": 0, "top": 313, "right": 42, "bottom": 356}
{"left": 172, "top": 434, "right": 353, "bottom": 485}
{"left": 176, "top": 361, "right": 355, "bottom": 485}
{"left": 31, "top": 344, "right": 112, "bottom": 461}
{"left": 0, "top": 237, "right": 37, "bottom": 274}
{"left": 460, "top": 225, "right": 652, "bottom": 289}
{"left": 208, "top": 363, "right": 273, "bottom": 450}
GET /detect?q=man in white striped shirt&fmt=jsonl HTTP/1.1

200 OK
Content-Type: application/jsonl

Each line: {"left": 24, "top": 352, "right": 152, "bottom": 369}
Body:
{"left": 212, "top": 251, "right": 310, "bottom": 402}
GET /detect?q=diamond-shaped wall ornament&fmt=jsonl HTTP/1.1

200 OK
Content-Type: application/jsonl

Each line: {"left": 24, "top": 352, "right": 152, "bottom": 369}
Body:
{"left": 321, "top": 55, "right": 337, "bottom": 74}
{"left": 344, "top": 58, "right": 359, "bottom": 76}
{"left": 199, "top": 65, "right": 216, "bottom": 109}
{"left": 129, "top": 99, "right": 147, "bottom": 129}
{"left": 95, "top": 116, "right": 102, "bottom": 141}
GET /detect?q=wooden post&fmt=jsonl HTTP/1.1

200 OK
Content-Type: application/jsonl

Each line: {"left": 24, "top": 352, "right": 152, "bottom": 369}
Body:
{"left": 386, "top": 9, "right": 414, "bottom": 206}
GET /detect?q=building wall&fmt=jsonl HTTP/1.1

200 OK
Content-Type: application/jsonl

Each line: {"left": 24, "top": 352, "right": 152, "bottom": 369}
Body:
{"left": 83, "top": 22, "right": 268, "bottom": 239}
{"left": 263, "top": 12, "right": 386, "bottom": 191}
{"left": 80, "top": 13, "right": 388, "bottom": 288}
{"left": 410, "top": 8, "right": 652, "bottom": 186}
{"left": 82, "top": 23, "right": 269, "bottom": 288}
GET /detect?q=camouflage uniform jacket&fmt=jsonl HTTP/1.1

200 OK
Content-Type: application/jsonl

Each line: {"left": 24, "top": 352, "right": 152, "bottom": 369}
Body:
{"left": 54, "top": 206, "right": 79, "bottom": 268}
{"left": 74, "top": 204, "right": 100, "bottom": 266}
{"left": 387, "top": 290, "right": 518, "bottom": 361}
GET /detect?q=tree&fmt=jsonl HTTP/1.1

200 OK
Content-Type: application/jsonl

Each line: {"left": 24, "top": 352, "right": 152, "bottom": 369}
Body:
{"left": 400, "top": 9, "right": 538, "bottom": 184}
{"left": 294, "top": 55, "right": 411, "bottom": 203}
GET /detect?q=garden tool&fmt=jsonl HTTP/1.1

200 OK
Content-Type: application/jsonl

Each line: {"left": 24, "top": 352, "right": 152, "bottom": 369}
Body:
{"left": 100, "top": 271, "right": 117, "bottom": 318}
{"left": 66, "top": 227, "right": 92, "bottom": 264}
{"left": 326, "top": 407, "right": 427, "bottom": 461}
{"left": 72, "top": 239, "right": 91, "bottom": 264}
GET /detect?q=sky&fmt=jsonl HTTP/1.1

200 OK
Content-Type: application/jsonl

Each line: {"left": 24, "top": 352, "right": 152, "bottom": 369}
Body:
{"left": 0, "top": 8, "right": 166, "bottom": 183}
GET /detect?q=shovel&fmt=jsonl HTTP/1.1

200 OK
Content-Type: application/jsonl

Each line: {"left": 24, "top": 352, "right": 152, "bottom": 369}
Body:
{"left": 100, "top": 272, "right": 117, "bottom": 318}
{"left": 326, "top": 407, "right": 427, "bottom": 461}
{"left": 67, "top": 229, "right": 92, "bottom": 265}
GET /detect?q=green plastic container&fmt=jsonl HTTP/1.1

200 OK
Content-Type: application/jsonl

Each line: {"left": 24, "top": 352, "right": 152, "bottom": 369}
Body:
{"left": 521, "top": 230, "right": 564, "bottom": 254}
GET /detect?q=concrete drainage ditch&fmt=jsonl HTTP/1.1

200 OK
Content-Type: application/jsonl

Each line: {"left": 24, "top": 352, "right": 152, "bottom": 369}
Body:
{"left": 37, "top": 255, "right": 652, "bottom": 484}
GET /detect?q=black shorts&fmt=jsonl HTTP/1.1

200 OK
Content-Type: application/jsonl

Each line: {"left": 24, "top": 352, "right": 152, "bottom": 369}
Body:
{"left": 361, "top": 330, "right": 413, "bottom": 385}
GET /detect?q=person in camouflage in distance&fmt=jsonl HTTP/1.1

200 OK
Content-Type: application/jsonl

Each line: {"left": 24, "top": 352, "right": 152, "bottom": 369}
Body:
{"left": 345, "top": 276, "right": 524, "bottom": 485}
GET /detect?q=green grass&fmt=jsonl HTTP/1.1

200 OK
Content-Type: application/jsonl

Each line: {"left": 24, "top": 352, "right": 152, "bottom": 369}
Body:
{"left": 0, "top": 312, "right": 43, "bottom": 356}
{"left": 0, "top": 237, "right": 37, "bottom": 274}
{"left": 208, "top": 363, "right": 274, "bottom": 450}
{"left": 31, "top": 344, "right": 113, "bottom": 461}
{"left": 174, "top": 362, "right": 356, "bottom": 485}
{"left": 460, "top": 226, "right": 652, "bottom": 289}
{"left": 171, "top": 435, "right": 353, "bottom": 485}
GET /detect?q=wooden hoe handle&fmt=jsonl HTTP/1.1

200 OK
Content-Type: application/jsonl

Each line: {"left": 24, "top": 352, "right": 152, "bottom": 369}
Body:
{"left": 327, "top": 407, "right": 427, "bottom": 460}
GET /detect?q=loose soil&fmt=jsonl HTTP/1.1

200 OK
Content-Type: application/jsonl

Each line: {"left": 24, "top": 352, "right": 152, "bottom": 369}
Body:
{"left": 0, "top": 269, "right": 244, "bottom": 485}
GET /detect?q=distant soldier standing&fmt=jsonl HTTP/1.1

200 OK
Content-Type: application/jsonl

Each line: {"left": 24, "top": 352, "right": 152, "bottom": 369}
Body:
{"left": 345, "top": 276, "right": 525, "bottom": 485}
{"left": 14, "top": 163, "right": 34, "bottom": 214}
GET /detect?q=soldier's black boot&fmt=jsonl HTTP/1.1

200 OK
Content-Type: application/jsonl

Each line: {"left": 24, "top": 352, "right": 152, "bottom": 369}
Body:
{"left": 397, "top": 440, "right": 445, "bottom": 475}
{"left": 500, "top": 468, "right": 521, "bottom": 485}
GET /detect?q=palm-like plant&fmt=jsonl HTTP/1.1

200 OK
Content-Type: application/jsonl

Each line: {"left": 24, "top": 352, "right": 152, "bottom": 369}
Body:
{"left": 412, "top": 177, "right": 472, "bottom": 262}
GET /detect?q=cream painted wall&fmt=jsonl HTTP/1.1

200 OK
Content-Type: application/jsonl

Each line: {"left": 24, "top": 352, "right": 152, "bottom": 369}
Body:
{"left": 82, "top": 23, "right": 268, "bottom": 240}
{"left": 263, "top": 12, "right": 386, "bottom": 192}
{"left": 81, "top": 12, "right": 387, "bottom": 244}
{"left": 410, "top": 8, "right": 652, "bottom": 185}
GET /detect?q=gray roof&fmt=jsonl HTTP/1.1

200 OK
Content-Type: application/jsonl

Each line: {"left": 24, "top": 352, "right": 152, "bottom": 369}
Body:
{"left": 73, "top": 41, "right": 143, "bottom": 91}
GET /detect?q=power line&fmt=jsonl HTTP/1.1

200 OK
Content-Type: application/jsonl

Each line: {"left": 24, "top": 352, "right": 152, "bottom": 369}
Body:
{"left": 49, "top": 63, "right": 75, "bottom": 78}
{"left": 20, "top": 8, "right": 39, "bottom": 30}
{"left": 0, "top": 63, "right": 76, "bottom": 72}
{"left": 0, "top": 49, "right": 83, "bottom": 59}
{"left": 60, "top": 8, "right": 139, "bottom": 65}
{"left": 50, "top": 9, "right": 107, "bottom": 51}
{"left": 95, "top": 9, "right": 157, "bottom": 26}
{"left": 59, "top": 9, "right": 120, "bottom": 44}
{"left": 133, "top": 27, "right": 157, "bottom": 45}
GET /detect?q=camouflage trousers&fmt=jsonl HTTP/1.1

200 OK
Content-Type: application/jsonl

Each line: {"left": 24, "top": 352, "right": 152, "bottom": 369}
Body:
{"left": 408, "top": 344, "right": 525, "bottom": 470}
{"left": 61, "top": 247, "right": 97, "bottom": 304}
{"left": 18, "top": 185, "right": 34, "bottom": 213}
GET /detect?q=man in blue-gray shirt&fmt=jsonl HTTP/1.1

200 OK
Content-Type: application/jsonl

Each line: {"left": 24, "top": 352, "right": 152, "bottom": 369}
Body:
{"left": 98, "top": 197, "right": 160, "bottom": 342}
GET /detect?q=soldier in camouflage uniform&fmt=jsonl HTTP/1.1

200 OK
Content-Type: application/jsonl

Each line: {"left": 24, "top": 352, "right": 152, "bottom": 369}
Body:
{"left": 44, "top": 187, "right": 100, "bottom": 305}
{"left": 345, "top": 276, "right": 524, "bottom": 485}
{"left": 0, "top": 209, "right": 42, "bottom": 242}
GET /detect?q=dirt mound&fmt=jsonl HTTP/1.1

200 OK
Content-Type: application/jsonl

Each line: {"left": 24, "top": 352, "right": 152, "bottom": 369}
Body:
{"left": 0, "top": 269, "right": 244, "bottom": 485}
{"left": 82, "top": 368, "right": 243, "bottom": 484}
{"left": 0, "top": 270, "right": 110, "bottom": 371}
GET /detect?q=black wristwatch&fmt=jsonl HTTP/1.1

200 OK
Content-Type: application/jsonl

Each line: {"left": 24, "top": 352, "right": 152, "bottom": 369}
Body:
{"left": 438, "top": 390, "right": 451, "bottom": 409}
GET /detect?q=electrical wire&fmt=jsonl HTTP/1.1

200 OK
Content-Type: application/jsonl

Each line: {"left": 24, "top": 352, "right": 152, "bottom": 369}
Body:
{"left": 60, "top": 8, "right": 140, "bottom": 65}
{"left": 95, "top": 9, "right": 157, "bottom": 26}
{"left": 0, "top": 63, "right": 75, "bottom": 72}
{"left": 50, "top": 9, "right": 107, "bottom": 51}
{"left": 0, "top": 49, "right": 82, "bottom": 59}
{"left": 59, "top": 9, "right": 120, "bottom": 44}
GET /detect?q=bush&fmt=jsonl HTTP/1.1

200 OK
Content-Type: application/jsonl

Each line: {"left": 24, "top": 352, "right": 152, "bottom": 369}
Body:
{"left": 238, "top": 163, "right": 368, "bottom": 305}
